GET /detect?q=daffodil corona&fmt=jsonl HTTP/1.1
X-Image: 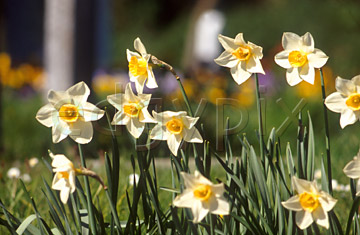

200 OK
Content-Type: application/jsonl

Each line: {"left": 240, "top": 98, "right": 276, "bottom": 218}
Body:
{"left": 107, "top": 83, "right": 156, "bottom": 138}
{"left": 150, "top": 111, "right": 203, "bottom": 156}
{"left": 281, "top": 176, "right": 337, "bottom": 230}
{"left": 173, "top": 171, "right": 229, "bottom": 223}
{"left": 214, "top": 33, "right": 265, "bottom": 85}
{"left": 127, "top": 38, "right": 157, "bottom": 94}
{"left": 274, "top": 32, "right": 328, "bottom": 86}
{"left": 36, "top": 82, "right": 105, "bottom": 144}
{"left": 324, "top": 76, "right": 360, "bottom": 128}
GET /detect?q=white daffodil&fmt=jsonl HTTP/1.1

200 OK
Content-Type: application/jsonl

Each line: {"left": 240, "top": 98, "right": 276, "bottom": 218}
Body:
{"left": 214, "top": 33, "right": 265, "bottom": 85}
{"left": 324, "top": 76, "right": 360, "bottom": 128}
{"left": 274, "top": 32, "right": 328, "bottom": 86}
{"left": 29, "top": 157, "right": 39, "bottom": 168}
{"left": 149, "top": 111, "right": 203, "bottom": 156}
{"left": 282, "top": 176, "right": 337, "bottom": 230}
{"left": 7, "top": 167, "right": 20, "bottom": 179}
{"left": 173, "top": 171, "right": 229, "bottom": 223}
{"left": 107, "top": 83, "right": 156, "bottom": 138}
{"left": 36, "top": 81, "right": 105, "bottom": 144}
{"left": 127, "top": 37, "right": 157, "bottom": 94}
{"left": 51, "top": 153, "right": 77, "bottom": 204}
{"left": 343, "top": 150, "right": 360, "bottom": 196}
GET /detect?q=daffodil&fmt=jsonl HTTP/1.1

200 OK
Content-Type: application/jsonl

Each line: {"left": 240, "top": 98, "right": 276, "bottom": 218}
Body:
{"left": 7, "top": 167, "right": 20, "bottom": 179}
{"left": 282, "top": 176, "right": 337, "bottom": 230}
{"left": 343, "top": 150, "right": 360, "bottom": 196}
{"left": 107, "top": 83, "right": 156, "bottom": 138}
{"left": 173, "top": 171, "right": 229, "bottom": 223}
{"left": 274, "top": 32, "right": 328, "bottom": 86}
{"left": 324, "top": 76, "right": 360, "bottom": 128}
{"left": 51, "top": 153, "right": 77, "bottom": 204}
{"left": 127, "top": 37, "right": 157, "bottom": 94}
{"left": 149, "top": 111, "right": 203, "bottom": 156}
{"left": 36, "top": 81, "right": 105, "bottom": 144}
{"left": 214, "top": 33, "right": 265, "bottom": 85}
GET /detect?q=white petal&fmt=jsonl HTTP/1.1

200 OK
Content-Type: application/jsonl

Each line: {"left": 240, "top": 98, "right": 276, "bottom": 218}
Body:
{"left": 134, "top": 37, "right": 147, "bottom": 55}
{"left": 60, "top": 186, "right": 71, "bottom": 204}
{"left": 234, "top": 33, "right": 246, "bottom": 45}
{"left": 48, "top": 90, "right": 71, "bottom": 109}
{"left": 182, "top": 116, "right": 199, "bottom": 129}
{"left": 126, "top": 49, "right": 140, "bottom": 62}
{"left": 343, "top": 157, "right": 360, "bottom": 179}
{"left": 335, "top": 77, "right": 356, "bottom": 96}
{"left": 230, "top": 62, "right": 252, "bottom": 85}
{"left": 292, "top": 176, "right": 312, "bottom": 194}
{"left": 299, "top": 63, "right": 315, "bottom": 85}
{"left": 286, "top": 67, "right": 302, "bottom": 86}
{"left": 214, "top": 51, "right": 238, "bottom": 68}
{"left": 180, "top": 172, "right": 198, "bottom": 189}
{"left": 82, "top": 102, "right": 104, "bottom": 122}
{"left": 138, "top": 93, "right": 152, "bottom": 106}
{"left": 36, "top": 103, "right": 56, "bottom": 127}
{"left": 69, "top": 120, "right": 93, "bottom": 144}
{"left": 324, "top": 92, "right": 347, "bottom": 113}
{"left": 52, "top": 121, "right": 71, "bottom": 143}
{"left": 274, "top": 50, "right": 291, "bottom": 69}
{"left": 282, "top": 32, "right": 302, "bottom": 51}
{"left": 124, "top": 82, "right": 138, "bottom": 102}
{"left": 246, "top": 57, "right": 265, "bottom": 74}
{"left": 149, "top": 124, "right": 168, "bottom": 140}
{"left": 218, "top": 34, "right": 237, "bottom": 51}
{"left": 351, "top": 75, "right": 360, "bottom": 87}
{"left": 107, "top": 93, "right": 126, "bottom": 110}
{"left": 66, "top": 81, "right": 90, "bottom": 106}
{"left": 318, "top": 192, "right": 337, "bottom": 212}
{"left": 134, "top": 76, "right": 146, "bottom": 94}
{"left": 139, "top": 109, "right": 156, "bottom": 123}
{"left": 112, "top": 112, "right": 130, "bottom": 125}
{"left": 167, "top": 134, "right": 182, "bottom": 156}
{"left": 248, "top": 42, "right": 263, "bottom": 59}
{"left": 145, "top": 68, "right": 158, "bottom": 89}
{"left": 191, "top": 200, "right": 209, "bottom": 223}
{"left": 296, "top": 210, "right": 314, "bottom": 230}
{"left": 209, "top": 197, "right": 230, "bottom": 215}
{"left": 281, "top": 195, "right": 302, "bottom": 211}
{"left": 340, "top": 109, "right": 357, "bottom": 129}
{"left": 183, "top": 127, "right": 203, "bottom": 143}
{"left": 194, "top": 171, "right": 214, "bottom": 185}
{"left": 126, "top": 118, "right": 145, "bottom": 138}
{"left": 51, "top": 154, "right": 72, "bottom": 168}
{"left": 307, "top": 49, "right": 328, "bottom": 68}
{"left": 301, "top": 32, "right": 314, "bottom": 53}
{"left": 69, "top": 171, "right": 76, "bottom": 193}
{"left": 356, "top": 180, "right": 360, "bottom": 197}
{"left": 211, "top": 183, "right": 225, "bottom": 196}
{"left": 173, "top": 189, "right": 196, "bottom": 208}
{"left": 313, "top": 206, "right": 329, "bottom": 229}
{"left": 52, "top": 177, "right": 67, "bottom": 190}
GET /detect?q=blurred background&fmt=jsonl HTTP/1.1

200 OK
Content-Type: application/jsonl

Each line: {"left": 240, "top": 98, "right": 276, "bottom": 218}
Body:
{"left": 0, "top": 0, "right": 360, "bottom": 182}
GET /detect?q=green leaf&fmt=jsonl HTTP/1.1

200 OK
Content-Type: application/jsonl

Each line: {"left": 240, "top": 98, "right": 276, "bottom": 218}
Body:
{"left": 306, "top": 112, "right": 315, "bottom": 181}
{"left": 15, "top": 214, "right": 37, "bottom": 235}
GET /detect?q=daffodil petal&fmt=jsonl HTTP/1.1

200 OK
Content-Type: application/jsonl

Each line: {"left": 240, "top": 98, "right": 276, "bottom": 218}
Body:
{"left": 180, "top": 172, "right": 199, "bottom": 189}
{"left": 182, "top": 116, "right": 199, "bottom": 129}
{"left": 138, "top": 93, "right": 152, "bottom": 106}
{"left": 134, "top": 76, "right": 146, "bottom": 94}
{"left": 183, "top": 127, "right": 203, "bottom": 143}
{"left": 286, "top": 67, "right": 302, "bottom": 86}
{"left": 149, "top": 124, "right": 168, "bottom": 140}
{"left": 214, "top": 51, "right": 238, "bottom": 68}
{"left": 248, "top": 42, "right": 263, "bottom": 59}
{"left": 60, "top": 186, "right": 71, "bottom": 204}
{"left": 112, "top": 112, "right": 130, "bottom": 125}
{"left": 296, "top": 210, "right": 314, "bottom": 230}
{"left": 52, "top": 121, "right": 70, "bottom": 143}
{"left": 356, "top": 179, "right": 360, "bottom": 197}
{"left": 292, "top": 176, "right": 313, "bottom": 194}
{"left": 208, "top": 197, "right": 230, "bottom": 215}
{"left": 234, "top": 33, "right": 246, "bottom": 45}
{"left": 351, "top": 75, "right": 360, "bottom": 87}
{"left": 126, "top": 118, "right": 144, "bottom": 138}
{"left": 173, "top": 189, "right": 196, "bottom": 208}
{"left": 69, "top": 171, "right": 76, "bottom": 193}
{"left": 167, "top": 134, "right": 182, "bottom": 156}
{"left": 211, "top": 183, "right": 225, "bottom": 196}
{"left": 318, "top": 192, "right": 337, "bottom": 212}
{"left": 134, "top": 37, "right": 147, "bottom": 55}
{"left": 82, "top": 102, "right": 104, "bottom": 122}
{"left": 146, "top": 68, "right": 158, "bottom": 89}
{"left": 343, "top": 157, "right": 360, "bottom": 179}
{"left": 246, "top": 57, "right": 265, "bottom": 74}
{"left": 299, "top": 63, "right": 315, "bottom": 85}
{"left": 218, "top": 34, "right": 237, "bottom": 51}
{"left": 192, "top": 200, "right": 209, "bottom": 223}
{"left": 274, "top": 50, "right": 292, "bottom": 69}
{"left": 335, "top": 77, "right": 356, "bottom": 96}
{"left": 66, "top": 81, "right": 90, "bottom": 106}
{"left": 48, "top": 90, "right": 71, "bottom": 109}
{"left": 124, "top": 83, "right": 138, "bottom": 102}
{"left": 313, "top": 206, "right": 329, "bottom": 229}
{"left": 282, "top": 32, "right": 302, "bottom": 51}
{"left": 51, "top": 154, "right": 72, "bottom": 168}
{"left": 69, "top": 120, "right": 93, "bottom": 144}
{"left": 52, "top": 177, "right": 67, "bottom": 190}
{"left": 231, "top": 62, "right": 252, "bottom": 85}
{"left": 307, "top": 49, "right": 328, "bottom": 68}
{"left": 340, "top": 108, "right": 357, "bottom": 129}
{"left": 139, "top": 109, "right": 156, "bottom": 123}
{"left": 194, "top": 171, "right": 214, "bottom": 185}
{"left": 126, "top": 49, "right": 140, "bottom": 62}
{"left": 36, "top": 103, "right": 56, "bottom": 127}
{"left": 324, "top": 92, "right": 347, "bottom": 113}
{"left": 281, "top": 195, "right": 302, "bottom": 211}
{"left": 301, "top": 32, "right": 315, "bottom": 53}
{"left": 107, "top": 93, "right": 126, "bottom": 110}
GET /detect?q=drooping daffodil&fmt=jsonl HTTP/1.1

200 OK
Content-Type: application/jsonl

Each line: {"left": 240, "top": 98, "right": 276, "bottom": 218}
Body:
{"left": 150, "top": 111, "right": 203, "bottom": 156}
{"left": 107, "top": 83, "right": 156, "bottom": 138}
{"left": 343, "top": 150, "right": 360, "bottom": 196}
{"left": 36, "top": 82, "right": 105, "bottom": 144}
{"left": 282, "top": 176, "right": 337, "bottom": 230}
{"left": 274, "top": 32, "right": 328, "bottom": 86}
{"left": 127, "top": 37, "right": 157, "bottom": 94}
{"left": 325, "top": 76, "right": 360, "bottom": 128}
{"left": 173, "top": 171, "right": 229, "bottom": 223}
{"left": 214, "top": 33, "right": 265, "bottom": 85}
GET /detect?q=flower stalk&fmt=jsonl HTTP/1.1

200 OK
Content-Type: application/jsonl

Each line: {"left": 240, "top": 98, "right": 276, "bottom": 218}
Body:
{"left": 255, "top": 73, "right": 265, "bottom": 162}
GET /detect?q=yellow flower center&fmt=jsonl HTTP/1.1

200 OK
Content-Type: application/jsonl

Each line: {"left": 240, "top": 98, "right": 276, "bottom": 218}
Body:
{"left": 193, "top": 184, "right": 212, "bottom": 201}
{"left": 128, "top": 56, "right": 147, "bottom": 77}
{"left": 232, "top": 46, "right": 251, "bottom": 61}
{"left": 346, "top": 94, "right": 360, "bottom": 111}
{"left": 59, "top": 104, "right": 79, "bottom": 123}
{"left": 166, "top": 118, "right": 183, "bottom": 134}
{"left": 123, "top": 103, "right": 141, "bottom": 117}
{"left": 299, "top": 191, "right": 320, "bottom": 212}
{"left": 57, "top": 171, "right": 70, "bottom": 180}
{"left": 288, "top": 50, "right": 308, "bottom": 67}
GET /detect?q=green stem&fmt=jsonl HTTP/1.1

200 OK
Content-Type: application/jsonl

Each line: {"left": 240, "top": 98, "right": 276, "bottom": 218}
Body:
{"left": 255, "top": 73, "right": 265, "bottom": 162}
{"left": 78, "top": 144, "right": 97, "bottom": 234}
{"left": 319, "top": 68, "right": 332, "bottom": 194}
{"left": 177, "top": 79, "right": 194, "bottom": 116}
